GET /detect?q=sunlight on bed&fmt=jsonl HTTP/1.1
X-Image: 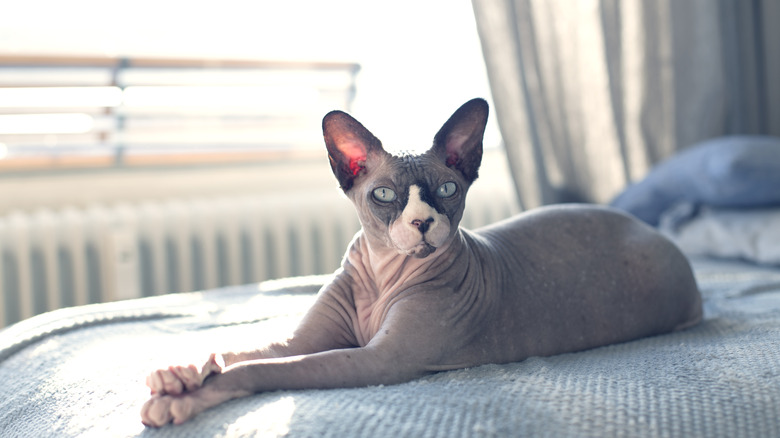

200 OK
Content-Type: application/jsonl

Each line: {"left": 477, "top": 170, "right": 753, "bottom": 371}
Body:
{"left": 217, "top": 290, "right": 315, "bottom": 326}
{"left": 64, "top": 405, "right": 147, "bottom": 438}
{"left": 225, "top": 396, "right": 296, "bottom": 437}
{"left": 36, "top": 335, "right": 152, "bottom": 437}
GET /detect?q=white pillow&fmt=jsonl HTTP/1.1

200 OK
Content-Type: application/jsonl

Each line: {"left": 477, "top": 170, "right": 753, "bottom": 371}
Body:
{"left": 660, "top": 204, "right": 780, "bottom": 265}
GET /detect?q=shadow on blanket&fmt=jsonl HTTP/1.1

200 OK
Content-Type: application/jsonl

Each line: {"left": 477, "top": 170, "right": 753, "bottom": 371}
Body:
{"left": 1, "top": 259, "right": 779, "bottom": 437}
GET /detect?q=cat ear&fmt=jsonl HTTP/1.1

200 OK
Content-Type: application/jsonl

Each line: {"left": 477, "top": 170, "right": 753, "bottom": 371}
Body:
{"left": 322, "top": 110, "right": 385, "bottom": 191}
{"left": 431, "top": 98, "right": 488, "bottom": 183}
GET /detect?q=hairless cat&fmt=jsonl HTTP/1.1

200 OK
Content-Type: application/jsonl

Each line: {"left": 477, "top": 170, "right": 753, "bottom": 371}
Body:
{"left": 142, "top": 98, "right": 702, "bottom": 427}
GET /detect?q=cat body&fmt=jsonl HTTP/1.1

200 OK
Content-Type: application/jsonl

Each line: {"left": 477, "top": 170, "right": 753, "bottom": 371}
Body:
{"left": 141, "top": 99, "right": 702, "bottom": 426}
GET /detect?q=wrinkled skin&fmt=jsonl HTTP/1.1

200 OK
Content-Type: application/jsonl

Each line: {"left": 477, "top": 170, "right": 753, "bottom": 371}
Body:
{"left": 142, "top": 98, "right": 702, "bottom": 427}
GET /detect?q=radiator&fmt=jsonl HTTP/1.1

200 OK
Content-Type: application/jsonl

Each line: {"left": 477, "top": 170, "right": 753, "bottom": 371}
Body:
{"left": 0, "top": 192, "right": 517, "bottom": 328}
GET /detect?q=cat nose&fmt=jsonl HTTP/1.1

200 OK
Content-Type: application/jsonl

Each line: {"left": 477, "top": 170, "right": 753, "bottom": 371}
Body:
{"left": 411, "top": 217, "right": 434, "bottom": 233}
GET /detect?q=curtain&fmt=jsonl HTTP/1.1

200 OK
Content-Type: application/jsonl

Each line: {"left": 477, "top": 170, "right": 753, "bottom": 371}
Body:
{"left": 472, "top": 0, "right": 780, "bottom": 210}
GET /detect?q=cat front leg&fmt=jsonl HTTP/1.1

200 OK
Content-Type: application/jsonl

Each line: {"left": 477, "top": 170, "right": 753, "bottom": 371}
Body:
{"left": 141, "top": 341, "right": 430, "bottom": 427}
{"left": 146, "top": 353, "right": 225, "bottom": 396}
{"left": 140, "top": 297, "right": 458, "bottom": 427}
{"left": 144, "top": 340, "right": 317, "bottom": 397}
{"left": 144, "top": 276, "right": 361, "bottom": 399}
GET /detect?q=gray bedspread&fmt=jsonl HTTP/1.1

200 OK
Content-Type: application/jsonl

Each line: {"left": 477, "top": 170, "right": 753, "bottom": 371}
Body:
{"left": 1, "top": 259, "right": 779, "bottom": 437}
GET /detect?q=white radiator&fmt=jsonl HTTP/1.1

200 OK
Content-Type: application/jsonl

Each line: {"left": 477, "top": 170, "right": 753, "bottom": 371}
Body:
{"left": 0, "top": 191, "right": 517, "bottom": 327}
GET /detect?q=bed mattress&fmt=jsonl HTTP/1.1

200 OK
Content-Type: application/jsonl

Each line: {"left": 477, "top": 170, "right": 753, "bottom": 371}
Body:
{"left": 1, "top": 258, "right": 778, "bottom": 437}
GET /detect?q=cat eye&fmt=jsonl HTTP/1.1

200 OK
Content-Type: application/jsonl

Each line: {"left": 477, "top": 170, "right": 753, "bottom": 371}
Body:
{"left": 436, "top": 182, "right": 458, "bottom": 198}
{"left": 372, "top": 187, "right": 397, "bottom": 203}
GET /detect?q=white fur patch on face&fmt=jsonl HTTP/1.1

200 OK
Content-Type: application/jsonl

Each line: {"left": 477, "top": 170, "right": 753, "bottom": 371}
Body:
{"left": 388, "top": 185, "right": 451, "bottom": 257}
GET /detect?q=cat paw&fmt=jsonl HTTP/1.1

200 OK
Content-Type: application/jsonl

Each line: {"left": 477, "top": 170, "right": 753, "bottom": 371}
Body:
{"left": 146, "top": 364, "right": 198, "bottom": 395}
{"left": 141, "top": 394, "right": 202, "bottom": 427}
{"left": 146, "top": 353, "right": 224, "bottom": 396}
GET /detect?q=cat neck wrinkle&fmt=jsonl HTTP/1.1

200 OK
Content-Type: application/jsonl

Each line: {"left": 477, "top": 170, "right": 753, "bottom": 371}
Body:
{"left": 345, "top": 231, "right": 464, "bottom": 346}
{"left": 348, "top": 232, "right": 463, "bottom": 301}
{"left": 363, "top": 232, "right": 458, "bottom": 292}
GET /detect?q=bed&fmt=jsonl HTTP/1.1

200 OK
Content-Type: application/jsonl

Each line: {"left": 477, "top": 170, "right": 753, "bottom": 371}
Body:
{"left": 1, "top": 136, "right": 779, "bottom": 437}
{"left": 1, "top": 257, "right": 779, "bottom": 437}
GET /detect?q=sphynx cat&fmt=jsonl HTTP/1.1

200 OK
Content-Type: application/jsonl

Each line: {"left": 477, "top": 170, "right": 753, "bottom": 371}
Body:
{"left": 141, "top": 98, "right": 702, "bottom": 427}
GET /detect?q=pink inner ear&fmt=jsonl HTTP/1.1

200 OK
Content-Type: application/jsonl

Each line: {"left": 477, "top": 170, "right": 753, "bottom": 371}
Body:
{"left": 349, "top": 157, "right": 365, "bottom": 176}
{"left": 446, "top": 133, "right": 468, "bottom": 153}
{"left": 446, "top": 152, "right": 459, "bottom": 167}
{"left": 338, "top": 140, "right": 367, "bottom": 176}
{"left": 445, "top": 133, "right": 469, "bottom": 167}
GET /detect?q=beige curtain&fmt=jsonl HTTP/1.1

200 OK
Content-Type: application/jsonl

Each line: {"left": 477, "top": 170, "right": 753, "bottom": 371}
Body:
{"left": 472, "top": 0, "right": 780, "bottom": 209}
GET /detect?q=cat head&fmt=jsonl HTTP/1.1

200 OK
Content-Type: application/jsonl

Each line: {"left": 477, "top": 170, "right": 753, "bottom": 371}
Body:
{"left": 322, "top": 98, "right": 488, "bottom": 258}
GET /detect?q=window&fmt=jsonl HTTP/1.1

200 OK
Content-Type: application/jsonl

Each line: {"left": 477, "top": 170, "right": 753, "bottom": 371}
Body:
{"left": 0, "top": 56, "right": 360, "bottom": 171}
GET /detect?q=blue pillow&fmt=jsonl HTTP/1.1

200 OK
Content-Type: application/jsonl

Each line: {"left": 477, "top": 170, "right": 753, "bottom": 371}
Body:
{"left": 610, "top": 136, "right": 780, "bottom": 226}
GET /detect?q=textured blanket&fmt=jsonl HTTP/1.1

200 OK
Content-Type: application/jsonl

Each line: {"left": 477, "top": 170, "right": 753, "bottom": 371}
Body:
{"left": 1, "top": 259, "right": 779, "bottom": 437}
